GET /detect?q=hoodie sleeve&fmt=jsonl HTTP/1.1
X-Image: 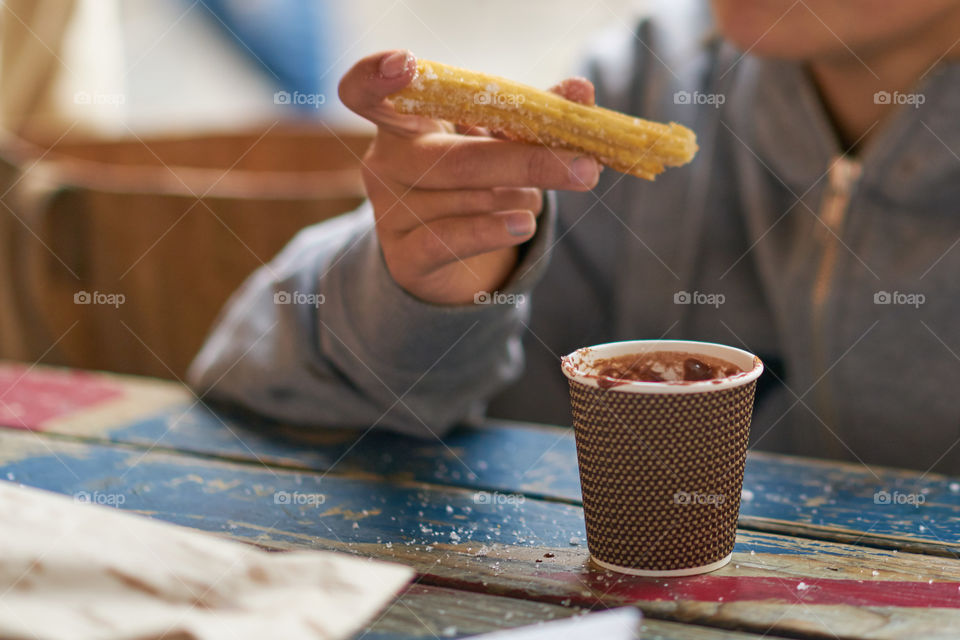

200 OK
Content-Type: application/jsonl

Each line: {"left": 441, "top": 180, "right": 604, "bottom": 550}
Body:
{"left": 187, "top": 196, "right": 557, "bottom": 438}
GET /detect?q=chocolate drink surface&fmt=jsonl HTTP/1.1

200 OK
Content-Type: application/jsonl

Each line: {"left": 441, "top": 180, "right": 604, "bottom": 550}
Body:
{"left": 590, "top": 351, "right": 744, "bottom": 389}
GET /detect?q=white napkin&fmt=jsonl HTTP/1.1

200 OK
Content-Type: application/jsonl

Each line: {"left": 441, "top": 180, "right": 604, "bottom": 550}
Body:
{"left": 0, "top": 481, "right": 413, "bottom": 640}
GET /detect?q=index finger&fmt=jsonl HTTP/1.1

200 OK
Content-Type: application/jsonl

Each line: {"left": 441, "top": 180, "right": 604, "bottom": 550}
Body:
{"left": 338, "top": 50, "right": 439, "bottom": 136}
{"left": 377, "top": 131, "right": 601, "bottom": 190}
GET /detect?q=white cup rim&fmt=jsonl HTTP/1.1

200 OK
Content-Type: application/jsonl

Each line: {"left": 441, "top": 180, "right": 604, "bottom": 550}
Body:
{"left": 561, "top": 339, "right": 764, "bottom": 394}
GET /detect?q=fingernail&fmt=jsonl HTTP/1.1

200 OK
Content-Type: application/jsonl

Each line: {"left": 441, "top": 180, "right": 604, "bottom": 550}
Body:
{"left": 505, "top": 211, "right": 535, "bottom": 237}
{"left": 570, "top": 157, "right": 599, "bottom": 186}
{"left": 380, "top": 51, "right": 410, "bottom": 79}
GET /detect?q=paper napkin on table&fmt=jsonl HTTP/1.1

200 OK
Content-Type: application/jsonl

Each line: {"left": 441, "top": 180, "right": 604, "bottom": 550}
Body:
{"left": 0, "top": 481, "right": 413, "bottom": 640}
{"left": 475, "top": 608, "right": 641, "bottom": 639}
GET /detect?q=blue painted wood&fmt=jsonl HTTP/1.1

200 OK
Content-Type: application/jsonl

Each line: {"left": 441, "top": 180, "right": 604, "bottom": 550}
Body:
{"left": 5, "top": 429, "right": 960, "bottom": 640}
{"left": 0, "top": 429, "right": 944, "bottom": 566}
{"left": 0, "top": 430, "right": 900, "bottom": 562}
{"left": 100, "top": 404, "right": 583, "bottom": 501}
{"left": 738, "top": 454, "right": 959, "bottom": 557}
{"left": 0, "top": 429, "right": 586, "bottom": 550}
{"left": 36, "top": 397, "right": 960, "bottom": 556}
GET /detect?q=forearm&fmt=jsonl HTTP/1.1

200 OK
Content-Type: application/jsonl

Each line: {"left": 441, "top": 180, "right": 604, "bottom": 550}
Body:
{"left": 188, "top": 198, "right": 557, "bottom": 437}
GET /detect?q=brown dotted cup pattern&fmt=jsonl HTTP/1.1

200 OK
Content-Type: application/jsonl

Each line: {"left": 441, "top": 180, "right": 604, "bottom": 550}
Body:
{"left": 568, "top": 379, "right": 757, "bottom": 572}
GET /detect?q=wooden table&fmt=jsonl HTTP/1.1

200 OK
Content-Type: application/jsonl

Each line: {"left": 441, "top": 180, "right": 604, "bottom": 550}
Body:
{"left": 1, "top": 361, "right": 959, "bottom": 639}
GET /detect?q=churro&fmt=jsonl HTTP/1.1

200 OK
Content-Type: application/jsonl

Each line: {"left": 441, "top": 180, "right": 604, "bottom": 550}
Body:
{"left": 389, "top": 60, "right": 698, "bottom": 180}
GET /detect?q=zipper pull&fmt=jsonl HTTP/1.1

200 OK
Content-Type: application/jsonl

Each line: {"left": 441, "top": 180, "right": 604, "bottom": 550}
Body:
{"left": 818, "top": 155, "right": 862, "bottom": 237}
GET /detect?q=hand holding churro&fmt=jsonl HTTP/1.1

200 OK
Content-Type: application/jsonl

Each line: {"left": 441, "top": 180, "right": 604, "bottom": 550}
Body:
{"left": 390, "top": 59, "right": 698, "bottom": 180}
{"left": 339, "top": 50, "right": 601, "bottom": 306}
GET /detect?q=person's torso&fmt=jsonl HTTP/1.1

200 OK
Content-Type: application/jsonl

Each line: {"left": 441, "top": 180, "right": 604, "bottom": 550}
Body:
{"left": 489, "top": 4, "right": 960, "bottom": 472}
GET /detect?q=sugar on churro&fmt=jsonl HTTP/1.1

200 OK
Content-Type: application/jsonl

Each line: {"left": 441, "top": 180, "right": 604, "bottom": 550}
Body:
{"left": 389, "top": 59, "right": 698, "bottom": 180}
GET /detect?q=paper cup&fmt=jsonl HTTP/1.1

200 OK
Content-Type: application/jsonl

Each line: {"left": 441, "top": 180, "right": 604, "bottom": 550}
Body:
{"left": 561, "top": 340, "right": 763, "bottom": 576}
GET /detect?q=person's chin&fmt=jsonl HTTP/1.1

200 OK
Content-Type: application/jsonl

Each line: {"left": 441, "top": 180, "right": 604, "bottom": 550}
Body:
{"left": 710, "top": 0, "right": 823, "bottom": 60}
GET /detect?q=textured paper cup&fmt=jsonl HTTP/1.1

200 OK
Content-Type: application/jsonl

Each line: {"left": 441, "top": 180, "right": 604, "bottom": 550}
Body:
{"left": 561, "top": 340, "right": 763, "bottom": 576}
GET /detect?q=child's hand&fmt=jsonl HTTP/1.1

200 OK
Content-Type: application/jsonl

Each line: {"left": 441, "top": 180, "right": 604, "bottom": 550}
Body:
{"left": 339, "top": 50, "right": 599, "bottom": 305}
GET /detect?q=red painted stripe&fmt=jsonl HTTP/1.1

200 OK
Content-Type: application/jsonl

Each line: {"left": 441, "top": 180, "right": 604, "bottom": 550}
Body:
{"left": 545, "top": 572, "right": 960, "bottom": 608}
{"left": 0, "top": 365, "right": 123, "bottom": 430}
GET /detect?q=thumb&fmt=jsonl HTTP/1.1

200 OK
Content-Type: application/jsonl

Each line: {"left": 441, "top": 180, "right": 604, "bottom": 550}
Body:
{"left": 549, "top": 77, "right": 595, "bottom": 106}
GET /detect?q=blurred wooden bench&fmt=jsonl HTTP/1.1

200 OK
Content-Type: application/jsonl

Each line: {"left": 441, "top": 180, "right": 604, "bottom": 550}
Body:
{"left": 0, "top": 126, "right": 371, "bottom": 380}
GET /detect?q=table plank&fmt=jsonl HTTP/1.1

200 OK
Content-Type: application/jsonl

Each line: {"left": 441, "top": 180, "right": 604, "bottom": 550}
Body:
{"left": 9, "top": 381, "right": 960, "bottom": 560}
{"left": 365, "top": 584, "right": 791, "bottom": 640}
{"left": 359, "top": 584, "right": 577, "bottom": 640}
{"left": 4, "top": 429, "right": 960, "bottom": 640}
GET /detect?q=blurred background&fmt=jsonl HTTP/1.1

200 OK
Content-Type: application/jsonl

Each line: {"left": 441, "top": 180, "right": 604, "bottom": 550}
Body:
{"left": 0, "top": 0, "right": 647, "bottom": 380}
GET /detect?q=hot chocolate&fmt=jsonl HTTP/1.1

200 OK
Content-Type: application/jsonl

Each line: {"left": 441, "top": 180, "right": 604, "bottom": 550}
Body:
{"left": 589, "top": 351, "right": 744, "bottom": 389}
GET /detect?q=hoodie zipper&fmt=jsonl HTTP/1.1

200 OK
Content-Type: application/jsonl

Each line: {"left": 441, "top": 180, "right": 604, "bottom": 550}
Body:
{"left": 810, "top": 155, "right": 862, "bottom": 450}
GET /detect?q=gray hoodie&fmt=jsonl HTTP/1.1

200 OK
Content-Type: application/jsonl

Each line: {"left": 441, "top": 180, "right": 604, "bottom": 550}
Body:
{"left": 188, "top": 4, "right": 960, "bottom": 473}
